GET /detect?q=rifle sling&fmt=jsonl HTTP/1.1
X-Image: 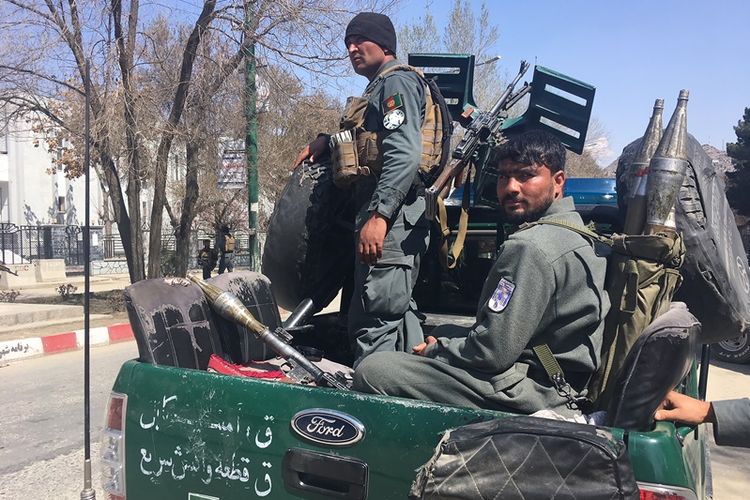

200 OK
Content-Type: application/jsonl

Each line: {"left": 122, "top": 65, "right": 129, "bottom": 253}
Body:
{"left": 518, "top": 219, "right": 613, "bottom": 247}
{"left": 532, "top": 344, "right": 582, "bottom": 411}
{"left": 438, "top": 166, "right": 472, "bottom": 270}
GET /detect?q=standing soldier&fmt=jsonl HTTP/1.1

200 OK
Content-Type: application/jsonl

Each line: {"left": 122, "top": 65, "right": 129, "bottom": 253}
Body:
{"left": 294, "top": 12, "right": 445, "bottom": 367}
{"left": 217, "top": 224, "right": 235, "bottom": 274}
{"left": 197, "top": 239, "right": 217, "bottom": 279}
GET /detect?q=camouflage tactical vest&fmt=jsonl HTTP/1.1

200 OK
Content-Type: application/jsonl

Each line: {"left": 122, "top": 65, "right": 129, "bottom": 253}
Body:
{"left": 331, "top": 64, "right": 446, "bottom": 189}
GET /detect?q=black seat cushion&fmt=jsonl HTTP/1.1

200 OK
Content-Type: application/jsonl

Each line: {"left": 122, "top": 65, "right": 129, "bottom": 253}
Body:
{"left": 606, "top": 302, "right": 700, "bottom": 431}
{"left": 207, "top": 271, "right": 281, "bottom": 363}
{"left": 124, "top": 278, "right": 224, "bottom": 370}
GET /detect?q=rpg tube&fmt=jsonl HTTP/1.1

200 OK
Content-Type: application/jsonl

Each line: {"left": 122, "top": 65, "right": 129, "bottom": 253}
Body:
{"left": 188, "top": 276, "right": 348, "bottom": 390}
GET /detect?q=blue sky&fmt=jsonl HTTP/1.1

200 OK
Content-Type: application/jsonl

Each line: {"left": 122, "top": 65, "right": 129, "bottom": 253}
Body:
{"left": 392, "top": 0, "right": 750, "bottom": 163}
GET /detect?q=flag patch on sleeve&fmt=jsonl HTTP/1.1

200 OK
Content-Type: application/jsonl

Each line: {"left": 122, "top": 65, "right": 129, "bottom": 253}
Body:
{"left": 383, "top": 93, "right": 403, "bottom": 112}
{"left": 488, "top": 277, "right": 515, "bottom": 312}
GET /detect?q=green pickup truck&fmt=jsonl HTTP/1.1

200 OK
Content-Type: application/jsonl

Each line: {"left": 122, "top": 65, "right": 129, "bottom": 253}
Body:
{"left": 102, "top": 55, "right": 750, "bottom": 500}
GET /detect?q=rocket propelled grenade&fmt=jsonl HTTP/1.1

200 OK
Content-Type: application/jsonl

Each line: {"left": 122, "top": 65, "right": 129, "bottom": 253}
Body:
{"left": 623, "top": 98, "right": 664, "bottom": 234}
{"left": 644, "top": 90, "right": 689, "bottom": 234}
{"left": 188, "top": 275, "right": 349, "bottom": 390}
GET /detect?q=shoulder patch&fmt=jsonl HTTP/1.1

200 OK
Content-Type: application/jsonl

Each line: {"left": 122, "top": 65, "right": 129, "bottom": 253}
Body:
{"left": 488, "top": 277, "right": 515, "bottom": 312}
{"left": 382, "top": 93, "right": 403, "bottom": 112}
{"left": 383, "top": 109, "right": 405, "bottom": 130}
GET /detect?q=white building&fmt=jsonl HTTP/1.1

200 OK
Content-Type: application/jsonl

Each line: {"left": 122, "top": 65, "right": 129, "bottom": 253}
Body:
{"left": 0, "top": 109, "right": 104, "bottom": 227}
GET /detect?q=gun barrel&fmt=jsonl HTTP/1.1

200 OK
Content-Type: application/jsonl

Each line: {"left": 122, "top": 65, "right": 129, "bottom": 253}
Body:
{"left": 488, "top": 60, "right": 530, "bottom": 116}
{"left": 424, "top": 60, "right": 530, "bottom": 222}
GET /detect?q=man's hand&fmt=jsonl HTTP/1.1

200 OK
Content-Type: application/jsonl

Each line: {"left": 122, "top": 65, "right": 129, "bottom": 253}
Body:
{"left": 654, "top": 390, "right": 715, "bottom": 426}
{"left": 293, "top": 135, "right": 329, "bottom": 169}
{"left": 412, "top": 336, "right": 437, "bottom": 356}
{"left": 358, "top": 212, "right": 388, "bottom": 265}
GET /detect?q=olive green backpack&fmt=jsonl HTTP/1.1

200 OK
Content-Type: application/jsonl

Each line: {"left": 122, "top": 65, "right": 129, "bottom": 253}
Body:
{"left": 520, "top": 220, "right": 686, "bottom": 411}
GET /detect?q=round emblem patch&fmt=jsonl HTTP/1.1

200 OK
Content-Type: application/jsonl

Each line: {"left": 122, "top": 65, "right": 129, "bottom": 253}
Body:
{"left": 383, "top": 109, "right": 405, "bottom": 130}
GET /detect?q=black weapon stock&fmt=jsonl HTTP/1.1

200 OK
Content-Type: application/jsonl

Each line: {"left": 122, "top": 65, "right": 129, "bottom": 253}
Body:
{"left": 425, "top": 60, "right": 531, "bottom": 220}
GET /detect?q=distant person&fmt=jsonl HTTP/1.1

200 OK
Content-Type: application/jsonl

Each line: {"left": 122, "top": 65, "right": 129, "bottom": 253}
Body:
{"left": 217, "top": 225, "right": 235, "bottom": 274}
{"left": 655, "top": 390, "right": 750, "bottom": 448}
{"left": 197, "top": 239, "right": 217, "bottom": 279}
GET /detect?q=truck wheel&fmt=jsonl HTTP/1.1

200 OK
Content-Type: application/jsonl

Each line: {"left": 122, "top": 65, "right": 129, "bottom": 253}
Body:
{"left": 262, "top": 159, "right": 355, "bottom": 312}
{"left": 712, "top": 333, "right": 750, "bottom": 364}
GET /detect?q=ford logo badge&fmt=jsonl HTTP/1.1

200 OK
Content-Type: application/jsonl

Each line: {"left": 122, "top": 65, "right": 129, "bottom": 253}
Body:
{"left": 290, "top": 409, "right": 365, "bottom": 447}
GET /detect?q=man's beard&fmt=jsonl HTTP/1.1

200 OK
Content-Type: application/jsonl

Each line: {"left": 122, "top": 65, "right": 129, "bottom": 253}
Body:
{"left": 500, "top": 194, "right": 555, "bottom": 224}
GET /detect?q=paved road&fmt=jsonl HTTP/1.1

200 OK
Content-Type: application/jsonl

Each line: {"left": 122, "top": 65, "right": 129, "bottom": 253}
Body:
{"left": 0, "top": 342, "right": 748, "bottom": 499}
{"left": 0, "top": 341, "right": 137, "bottom": 499}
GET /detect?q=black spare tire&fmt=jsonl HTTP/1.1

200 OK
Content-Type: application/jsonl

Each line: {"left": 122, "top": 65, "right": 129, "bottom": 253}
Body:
{"left": 617, "top": 134, "right": 750, "bottom": 343}
{"left": 262, "top": 159, "right": 356, "bottom": 312}
{"left": 713, "top": 333, "right": 750, "bottom": 364}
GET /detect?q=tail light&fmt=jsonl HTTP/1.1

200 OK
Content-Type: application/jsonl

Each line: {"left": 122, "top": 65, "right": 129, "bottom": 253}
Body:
{"left": 102, "top": 392, "right": 127, "bottom": 500}
{"left": 638, "top": 482, "right": 698, "bottom": 500}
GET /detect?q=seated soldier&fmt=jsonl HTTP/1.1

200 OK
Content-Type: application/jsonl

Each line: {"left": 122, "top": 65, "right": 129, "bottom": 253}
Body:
{"left": 353, "top": 130, "right": 610, "bottom": 416}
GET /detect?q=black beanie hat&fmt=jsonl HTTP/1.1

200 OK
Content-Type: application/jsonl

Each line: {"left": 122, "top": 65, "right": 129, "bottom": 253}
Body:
{"left": 344, "top": 12, "right": 397, "bottom": 55}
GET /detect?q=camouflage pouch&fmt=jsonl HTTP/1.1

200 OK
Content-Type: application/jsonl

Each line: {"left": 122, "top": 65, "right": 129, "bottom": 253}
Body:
{"left": 331, "top": 96, "right": 372, "bottom": 188}
{"left": 330, "top": 130, "right": 371, "bottom": 189}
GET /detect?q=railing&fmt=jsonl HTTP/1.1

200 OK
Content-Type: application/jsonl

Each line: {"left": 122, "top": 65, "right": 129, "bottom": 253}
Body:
{"left": 0, "top": 223, "right": 90, "bottom": 265}
{"left": 0, "top": 223, "right": 266, "bottom": 268}
{"left": 0, "top": 223, "right": 46, "bottom": 264}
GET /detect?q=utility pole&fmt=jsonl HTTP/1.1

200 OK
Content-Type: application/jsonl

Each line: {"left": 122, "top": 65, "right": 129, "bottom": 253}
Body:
{"left": 244, "top": 1, "right": 259, "bottom": 271}
{"left": 80, "top": 59, "right": 96, "bottom": 500}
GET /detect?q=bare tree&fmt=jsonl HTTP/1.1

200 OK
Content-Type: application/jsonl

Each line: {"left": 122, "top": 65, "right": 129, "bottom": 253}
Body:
{"left": 398, "top": 0, "right": 504, "bottom": 109}
{"left": 0, "top": 0, "right": 394, "bottom": 281}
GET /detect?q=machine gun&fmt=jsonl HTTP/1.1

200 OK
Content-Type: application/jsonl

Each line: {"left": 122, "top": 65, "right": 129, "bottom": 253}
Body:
{"left": 188, "top": 275, "right": 349, "bottom": 390}
{"left": 425, "top": 60, "right": 531, "bottom": 221}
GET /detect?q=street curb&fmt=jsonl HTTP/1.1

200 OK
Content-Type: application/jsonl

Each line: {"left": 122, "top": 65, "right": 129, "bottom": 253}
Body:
{"left": 0, "top": 323, "right": 134, "bottom": 363}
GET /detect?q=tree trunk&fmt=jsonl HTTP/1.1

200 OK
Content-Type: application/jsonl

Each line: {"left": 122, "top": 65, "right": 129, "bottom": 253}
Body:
{"left": 174, "top": 142, "right": 201, "bottom": 277}
{"left": 147, "top": 0, "right": 217, "bottom": 279}
{"left": 112, "top": 0, "right": 146, "bottom": 282}
{"left": 98, "top": 148, "right": 144, "bottom": 282}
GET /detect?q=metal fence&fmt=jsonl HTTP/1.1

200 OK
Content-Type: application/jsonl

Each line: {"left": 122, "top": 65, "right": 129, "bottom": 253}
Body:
{"left": 0, "top": 223, "right": 45, "bottom": 264}
{"left": 0, "top": 223, "right": 91, "bottom": 266}
{"left": 0, "top": 225, "right": 268, "bottom": 270}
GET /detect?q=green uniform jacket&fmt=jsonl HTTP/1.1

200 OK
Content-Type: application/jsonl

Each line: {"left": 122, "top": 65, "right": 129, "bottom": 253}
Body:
{"left": 354, "top": 59, "right": 426, "bottom": 224}
{"left": 423, "top": 196, "right": 609, "bottom": 413}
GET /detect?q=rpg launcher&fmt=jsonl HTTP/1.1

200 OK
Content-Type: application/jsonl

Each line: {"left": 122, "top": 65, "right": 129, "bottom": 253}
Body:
{"left": 425, "top": 60, "right": 532, "bottom": 220}
{"left": 188, "top": 275, "right": 349, "bottom": 390}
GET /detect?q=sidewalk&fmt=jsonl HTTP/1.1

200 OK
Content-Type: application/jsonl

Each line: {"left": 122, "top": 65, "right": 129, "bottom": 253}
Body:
{"left": 0, "top": 270, "right": 341, "bottom": 364}
{"left": 0, "top": 272, "right": 134, "bottom": 364}
{"left": 3, "top": 272, "right": 133, "bottom": 299}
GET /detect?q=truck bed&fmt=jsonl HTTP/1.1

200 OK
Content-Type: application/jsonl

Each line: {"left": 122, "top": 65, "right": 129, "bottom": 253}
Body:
{"left": 112, "top": 359, "right": 707, "bottom": 499}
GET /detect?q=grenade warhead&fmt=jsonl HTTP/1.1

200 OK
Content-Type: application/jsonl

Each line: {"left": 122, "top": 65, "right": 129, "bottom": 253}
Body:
{"left": 188, "top": 275, "right": 349, "bottom": 390}
{"left": 623, "top": 98, "right": 664, "bottom": 234}
{"left": 644, "top": 90, "right": 689, "bottom": 233}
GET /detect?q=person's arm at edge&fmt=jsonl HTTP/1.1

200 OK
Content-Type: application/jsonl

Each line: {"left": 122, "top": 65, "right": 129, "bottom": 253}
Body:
{"left": 655, "top": 391, "right": 750, "bottom": 448}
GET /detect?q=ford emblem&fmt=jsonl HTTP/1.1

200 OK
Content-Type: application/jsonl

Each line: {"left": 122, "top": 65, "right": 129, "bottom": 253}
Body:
{"left": 290, "top": 409, "right": 365, "bottom": 447}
